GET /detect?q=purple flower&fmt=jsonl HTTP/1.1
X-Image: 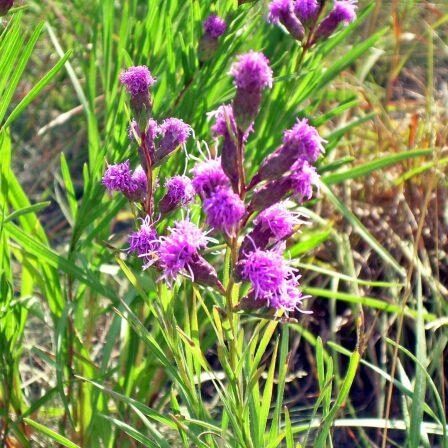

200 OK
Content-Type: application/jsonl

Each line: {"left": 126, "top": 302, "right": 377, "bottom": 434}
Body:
{"left": 159, "top": 175, "right": 195, "bottom": 214}
{"left": 230, "top": 51, "right": 273, "bottom": 92}
{"left": 128, "top": 216, "right": 159, "bottom": 266}
{"left": 268, "top": 0, "right": 305, "bottom": 40}
{"left": 254, "top": 203, "right": 302, "bottom": 241}
{"left": 282, "top": 118, "right": 325, "bottom": 164}
{"left": 129, "top": 165, "right": 147, "bottom": 201}
{"left": 204, "top": 189, "right": 245, "bottom": 236}
{"left": 203, "top": 14, "right": 227, "bottom": 38}
{"left": 294, "top": 0, "right": 320, "bottom": 23}
{"left": 191, "top": 158, "right": 231, "bottom": 198}
{"left": 102, "top": 160, "right": 132, "bottom": 193}
{"left": 158, "top": 220, "right": 210, "bottom": 283}
{"left": 146, "top": 118, "right": 159, "bottom": 141}
{"left": 119, "top": 66, "right": 156, "bottom": 97}
{"left": 158, "top": 118, "right": 191, "bottom": 158}
{"left": 314, "top": 0, "right": 357, "bottom": 40}
{"left": 212, "top": 104, "right": 237, "bottom": 137}
{"left": 290, "top": 161, "right": 320, "bottom": 202}
{"left": 271, "top": 276, "right": 310, "bottom": 312}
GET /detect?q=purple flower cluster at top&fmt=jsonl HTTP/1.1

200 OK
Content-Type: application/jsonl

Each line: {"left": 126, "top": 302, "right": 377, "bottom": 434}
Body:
{"left": 119, "top": 66, "right": 156, "bottom": 97}
{"left": 230, "top": 51, "right": 273, "bottom": 92}
{"left": 159, "top": 118, "right": 191, "bottom": 155}
{"left": 267, "top": 0, "right": 357, "bottom": 43}
{"left": 102, "top": 160, "right": 147, "bottom": 202}
{"left": 203, "top": 14, "right": 227, "bottom": 38}
{"left": 158, "top": 220, "right": 210, "bottom": 283}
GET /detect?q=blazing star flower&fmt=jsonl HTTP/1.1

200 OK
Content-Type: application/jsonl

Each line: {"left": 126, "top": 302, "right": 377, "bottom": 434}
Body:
{"left": 159, "top": 175, "right": 195, "bottom": 214}
{"left": 239, "top": 248, "right": 291, "bottom": 298}
{"left": 290, "top": 161, "right": 320, "bottom": 202}
{"left": 129, "top": 166, "right": 147, "bottom": 200}
{"left": 254, "top": 203, "right": 302, "bottom": 241}
{"left": 271, "top": 276, "right": 310, "bottom": 312}
{"left": 158, "top": 118, "right": 191, "bottom": 159}
{"left": 203, "top": 14, "right": 227, "bottom": 38}
{"left": 314, "top": 0, "right": 357, "bottom": 40}
{"left": 203, "top": 188, "right": 245, "bottom": 236}
{"left": 268, "top": 0, "right": 305, "bottom": 40}
{"left": 294, "top": 0, "right": 320, "bottom": 23}
{"left": 230, "top": 51, "right": 273, "bottom": 92}
{"left": 102, "top": 160, "right": 132, "bottom": 194}
{"left": 145, "top": 118, "right": 159, "bottom": 141}
{"left": 212, "top": 104, "right": 237, "bottom": 137}
{"left": 191, "top": 157, "right": 231, "bottom": 199}
{"left": 128, "top": 216, "right": 159, "bottom": 266}
{"left": 158, "top": 220, "right": 210, "bottom": 283}
{"left": 282, "top": 118, "right": 325, "bottom": 164}
{"left": 119, "top": 66, "right": 156, "bottom": 96}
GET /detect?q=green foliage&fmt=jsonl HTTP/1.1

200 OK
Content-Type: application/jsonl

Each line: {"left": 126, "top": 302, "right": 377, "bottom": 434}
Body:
{"left": 0, "top": 1, "right": 447, "bottom": 447}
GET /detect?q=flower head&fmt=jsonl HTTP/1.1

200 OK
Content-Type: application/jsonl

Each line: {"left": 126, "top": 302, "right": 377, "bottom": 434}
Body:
{"left": 254, "top": 203, "right": 302, "bottom": 241}
{"left": 240, "top": 248, "right": 291, "bottom": 298}
{"left": 146, "top": 118, "right": 159, "bottom": 141}
{"left": 283, "top": 119, "right": 325, "bottom": 163}
{"left": 158, "top": 118, "right": 191, "bottom": 155}
{"left": 294, "top": 0, "right": 320, "bottom": 22}
{"left": 290, "top": 161, "right": 320, "bottom": 202}
{"left": 211, "top": 104, "right": 237, "bottom": 137}
{"left": 230, "top": 51, "right": 273, "bottom": 92}
{"left": 102, "top": 160, "right": 132, "bottom": 193}
{"left": 204, "top": 189, "right": 245, "bottom": 236}
{"left": 119, "top": 66, "right": 156, "bottom": 97}
{"left": 268, "top": 0, "right": 292, "bottom": 23}
{"left": 191, "top": 158, "right": 231, "bottom": 198}
{"left": 165, "top": 175, "right": 195, "bottom": 205}
{"left": 203, "top": 14, "right": 227, "bottom": 38}
{"left": 332, "top": 0, "right": 357, "bottom": 24}
{"left": 128, "top": 216, "right": 159, "bottom": 265}
{"left": 158, "top": 220, "right": 210, "bottom": 283}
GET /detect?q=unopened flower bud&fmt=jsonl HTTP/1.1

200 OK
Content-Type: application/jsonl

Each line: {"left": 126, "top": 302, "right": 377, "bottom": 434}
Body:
{"left": 189, "top": 253, "right": 225, "bottom": 292}
{"left": 268, "top": 0, "right": 305, "bottom": 41}
{"left": 198, "top": 15, "right": 227, "bottom": 62}
{"left": 249, "top": 177, "right": 292, "bottom": 213}
{"left": 314, "top": 0, "right": 357, "bottom": 42}
{"left": 159, "top": 175, "right": 195, "bottom": 215}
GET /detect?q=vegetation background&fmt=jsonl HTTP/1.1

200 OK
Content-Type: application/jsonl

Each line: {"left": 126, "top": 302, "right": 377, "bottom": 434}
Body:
{"left": 0, "top": 0, "right": 447, "bottom": 446}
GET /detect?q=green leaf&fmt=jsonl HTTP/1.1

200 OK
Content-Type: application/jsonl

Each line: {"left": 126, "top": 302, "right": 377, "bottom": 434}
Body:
{"left": 23, "top": 418, "right": 80, "bottom": 448}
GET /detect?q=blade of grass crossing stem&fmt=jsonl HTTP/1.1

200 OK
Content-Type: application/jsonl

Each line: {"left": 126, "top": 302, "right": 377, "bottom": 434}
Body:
{"left": 23, "top": 418, "right": 80, "bottom": 448}
{"left": 269, "top": 325, "right": 289, "bottom": 441}
{"left": 259, "top": 339, "right": 279, "bottom": 446}
{"left": 60, "top": 153, "right": 78, "bottom": 221}
{"left": 320, "top": 183, "right": 405, "bottom": 277}
{"left": 408, "top": 274, "right": 428, "bottom": 447}
{"left": 284, "top": 407, "right": 295, "bottom": 448}
{"left": 315, "top": 349, "right": 361, "bottom": 447}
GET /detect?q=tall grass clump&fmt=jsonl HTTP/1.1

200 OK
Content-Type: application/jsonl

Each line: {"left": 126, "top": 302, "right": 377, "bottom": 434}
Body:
{"left": 1, "top": 0, "right": 447, "bottom": 447}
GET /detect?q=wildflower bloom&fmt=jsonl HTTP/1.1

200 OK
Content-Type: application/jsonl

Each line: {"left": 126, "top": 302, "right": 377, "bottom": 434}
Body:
{"left": 251, "top": 118, "right": 324, "bottom": 186}
{"left": 230, "top": 51, "right": 273, "bottom": 92}
{"left": 282, "top": 118, "right": 325, "bottom": 164}
{"left": 159, "top": 175, "right": 195, "bottom": 214}
{"left": 191, "top": 157, "right": 231, "bottom": 198}
{"left": 158, "top": 220, "right": 210, "bottom": 283}
{"left": 203, "top": 188, "right": 245, "bottom": 236}
{"left": 290, "top": 160, "right": 320, "bottom": 202}
{"left": 120, "top": 66, "right": 156, "bottom": 117}
{"left": 230, "top": 51, "right": 273, "bottom": 131}
{"left": 314, "top": 0, "right": 357, "bottom": 41}
{"left": 268, "top": 0, "right": 305, "bottom": 40}
{"left": 294, "top": 0, "right": 320, "bottom": 23}
{"left": 254, "top": 203, "right": 301, "bottom": 241}
{"left": 102, "top": 160, "right": 132, "bottom": 194}
{"left": 203, "top": 14, "right": 227, "bottom": 38}
{"left": 119, "top": 66, "right": 156, "bottom": 96}
{"left": 156, "top": 118, "right": 191, "bottom": 162}
{"left": 128, "top": 216, "right": 159, "bottom": 264}
{"left": 129, "top": 165, "right": 148, "bottom": 201}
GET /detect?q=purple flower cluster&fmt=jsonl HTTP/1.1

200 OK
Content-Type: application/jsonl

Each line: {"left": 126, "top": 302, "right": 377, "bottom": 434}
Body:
{"left": 254, "top": 203, "right": 302, "bottom": 241}
{"left": 203, "top": 14, "right": 227, "bottom": 38}
{"left": 230, "top": 51, "right": 273, "bottom": 92}
{"left": 191, "top": 157, "right": 231, "bottom": 199}
{"left": 159, "top": 175, "right": 195, "bottom": 215}
{"left": 102, "top": 160, "right": 147, "bottom": 202}
{"left": 158, "top": 118, "right": 192, "bottom": 159}
{"left": 120, "top": 66, "right": 156, "bottom": 96}
{"left": 267, "top": 0, "right": 357, "bottom": 44}
{"left": 128, "top": 216, "right": 159, "bottom": 267}
{"left": 239, "top": 248, "right": 305, "bottom": 311}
